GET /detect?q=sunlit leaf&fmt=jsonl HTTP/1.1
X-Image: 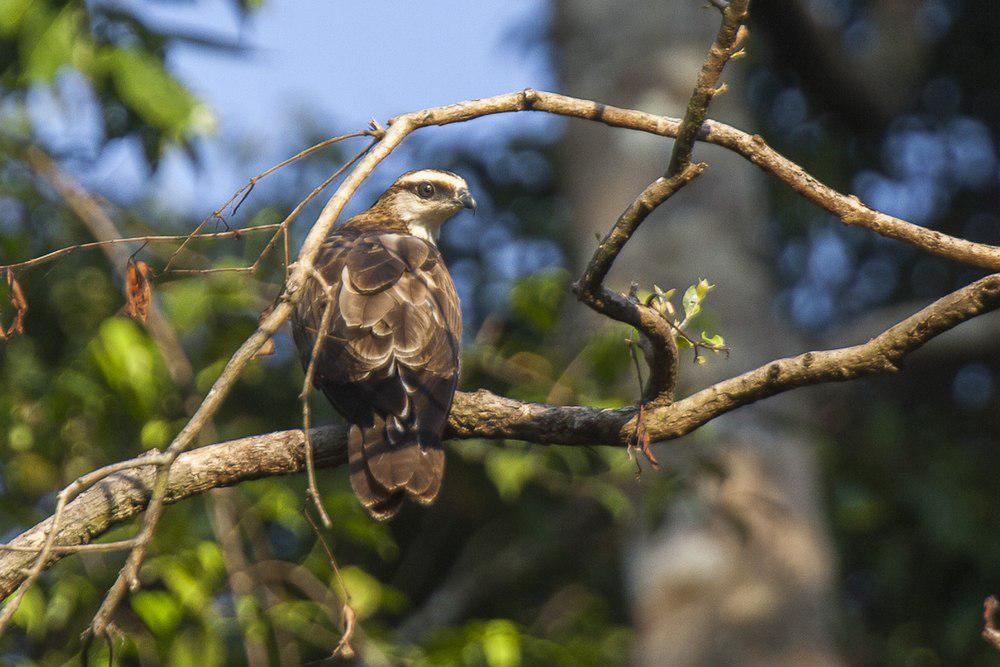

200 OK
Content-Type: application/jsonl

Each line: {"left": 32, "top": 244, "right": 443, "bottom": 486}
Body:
{"left": 105, "top": 48, "right": 201, "bottom": 137}
{"left": 701, "top": 331, "right": 724, "bottom": 346}
{"left": 21, "top": 6, "right": 80, "bottom": 83}
{"left": 0, "top": 0, "right": 31, "bottom": 38}
{"left": 131, "top": 590, "right": 183, "bottom": 635}
{"left": 482, "top": 619, "right": 522, "bottom": 667}
{"left": 681, "top": 284, "right": 701, "bottom": 321}
{"left": 485, "top": 448, "right": 540, "bottom": 501}
{"left": 11, "top": 585, "right": 44, "bottom": 637}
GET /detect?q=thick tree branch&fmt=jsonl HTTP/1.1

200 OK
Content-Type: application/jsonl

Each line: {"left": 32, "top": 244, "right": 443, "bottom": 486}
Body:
{"left": 3, "top": 272, "right": 999, "bottom": 598}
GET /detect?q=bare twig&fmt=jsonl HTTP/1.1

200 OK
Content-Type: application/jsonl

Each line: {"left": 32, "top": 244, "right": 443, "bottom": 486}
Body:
{"left": 163, "top": 130, "right": 372, "bottom": 272}
{"left": 666, "top": 0, "right": 749, "bottom": 176}
{"left": 166, "top": 138, "right": 376, "bottom": 277}
{"left": 299, "top": 272, "right": 338, "bottom": 528}
{"left": 303, "top": 508, "right": 356, "bottom": 659}
{"left": 0, "top": 225, "right": 282, "bottom": 272}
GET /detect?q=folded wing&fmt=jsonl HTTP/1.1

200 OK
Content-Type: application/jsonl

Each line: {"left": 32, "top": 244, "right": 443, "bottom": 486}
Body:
{"left": 292, "top": 230, "right": 461, "bottom": 519}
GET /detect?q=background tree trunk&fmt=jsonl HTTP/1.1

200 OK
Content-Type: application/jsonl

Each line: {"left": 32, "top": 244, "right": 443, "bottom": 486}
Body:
{"left": 553, "top": 2, "right": 841, "bottom": 663}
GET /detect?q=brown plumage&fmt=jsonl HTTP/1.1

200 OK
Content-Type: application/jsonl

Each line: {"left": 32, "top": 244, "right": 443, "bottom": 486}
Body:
{"left": 292, "top": 169, "right": 474, "bottom": 519}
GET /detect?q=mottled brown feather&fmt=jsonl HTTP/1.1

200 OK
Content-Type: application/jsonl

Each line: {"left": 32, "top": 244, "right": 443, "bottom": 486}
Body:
{"left": 292, "top": 226, "right": 461, "bottom": 520}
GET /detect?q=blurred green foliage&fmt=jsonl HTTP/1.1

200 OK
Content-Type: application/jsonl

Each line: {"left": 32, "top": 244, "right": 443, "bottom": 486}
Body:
{"left": 0, "top": 4, "right": 658, "bottom": 664}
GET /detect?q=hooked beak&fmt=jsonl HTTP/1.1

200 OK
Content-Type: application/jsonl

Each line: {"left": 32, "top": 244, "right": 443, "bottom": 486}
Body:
{"left": 457, "top": 189, "right": 477, "bottom": 212}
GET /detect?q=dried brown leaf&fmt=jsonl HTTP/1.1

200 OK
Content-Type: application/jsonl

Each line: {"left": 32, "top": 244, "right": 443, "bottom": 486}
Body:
{"left": 333, "top": 603, "right": 357, "bottom": 659}
{"left": 124, "top": 259, "right": 152, "bottom": 323}
{"left": 5, "top": 269, "right": 27, "bottom": 337}
{"left": 985, "top": 596, "right": 1000, "bottom": 650}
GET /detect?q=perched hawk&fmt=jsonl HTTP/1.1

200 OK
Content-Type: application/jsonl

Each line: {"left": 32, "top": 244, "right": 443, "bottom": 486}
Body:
{"left": 292, "top": 169, "right": 474, "bottom": 520}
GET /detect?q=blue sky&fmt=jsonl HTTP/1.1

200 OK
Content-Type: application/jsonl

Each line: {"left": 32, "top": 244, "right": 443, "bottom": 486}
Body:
{"left": 129, "top": 0, "right": 558, "bottom": 216}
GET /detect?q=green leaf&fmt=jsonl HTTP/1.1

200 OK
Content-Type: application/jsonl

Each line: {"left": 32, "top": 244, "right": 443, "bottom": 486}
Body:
{"left": 508, "top": 269, "right": 570, "bottom": 333}
{"left": 131, "top": 590, "right": 183, "bottom": 635}
{"left": 105, "top": 48, "right": 202, "bottom": 137}
{"left": 701, "top": 332, "right": 725, "bottom": 346}
{"left": 682, "top": 279, "right": 715, "bottom": 322}
{"left": 481, "top": 619, "right": 522, "bottom": 667}
{"left": 695, "top": 278, "right": 714, "bottom": 301}
{"left": 681, "top": 285, "right": 701, "bottom": 321}
{"left": 0, "top": 0, "right": 32, "bottom": 38}
{"left": 485, "top": 448, "right": 540, "bottom": 501}
{"left": 162, "top": 561, "right": 209, "bottom": 612}
{"left": 11, "top": 585, "right": 44, "bottom": 636}
{"left": 21, "top": 6, "right": 80, "bottom": 83}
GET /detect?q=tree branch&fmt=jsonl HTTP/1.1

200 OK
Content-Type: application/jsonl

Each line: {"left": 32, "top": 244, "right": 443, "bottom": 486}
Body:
{"left": 573, "top": 165, "right": 704, "bottom": 400}
{"left": 666, "top": 0, "right": 749, "bottom": 176}
{"left": 4, "top": 271, "right": 999, "bottom": 599}
{"left": 6, "top": 73, "right": 1000, "bottom": 633}
{"left": 572, "top": 0, "right": 745, "bottom": 404}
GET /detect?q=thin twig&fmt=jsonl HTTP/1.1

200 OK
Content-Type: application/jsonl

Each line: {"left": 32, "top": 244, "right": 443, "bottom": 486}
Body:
{"left": 166, "top": 139, "right": 376, "bottom": 277}
{"left": 666, "top": 0, "right": 749, "bottom": 176}
{"left": 0, "top": 225, "right": 283, "bottom": 272}
{"left": 303, "top": 508, "right": 356, "bottom": 659}
{"left": 163, "top": 131, "right": 372, "bottom": 272}
{"left": 299, "top": 271, "right": 338, "bottom": 528}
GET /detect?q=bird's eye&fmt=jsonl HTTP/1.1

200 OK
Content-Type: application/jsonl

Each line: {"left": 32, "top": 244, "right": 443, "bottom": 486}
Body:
{"left": 417, "top": 182, "right": 435, "bottom": 199}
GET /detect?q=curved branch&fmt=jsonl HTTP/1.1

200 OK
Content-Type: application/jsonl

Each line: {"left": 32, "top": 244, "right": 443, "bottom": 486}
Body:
{"left": 517, "top": 91, "right": 1000, "bottom": 270}
{"left": 575, "top": 160, "right": 705, "bottom": 401}
{"left": 3, "top": 272, "right": 998, "bottom": 599}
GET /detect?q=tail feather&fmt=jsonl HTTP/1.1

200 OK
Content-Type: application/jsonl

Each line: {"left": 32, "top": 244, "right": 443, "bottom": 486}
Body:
{"left": 404, "top": 432, "right": 445, "bottom": 505}
{"left": 348, "top": 424, "right": 404, "bottom": 520}
{"left": 347, "top": 418, "right": 444, "bottom": 520}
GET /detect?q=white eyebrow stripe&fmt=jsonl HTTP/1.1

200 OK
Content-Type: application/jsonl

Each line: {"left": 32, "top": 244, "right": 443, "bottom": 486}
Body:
{"left": 396, "top": 172, "right": 467, "bottom": 192}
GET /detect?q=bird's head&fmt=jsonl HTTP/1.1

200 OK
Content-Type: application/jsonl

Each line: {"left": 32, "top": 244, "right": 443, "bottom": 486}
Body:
{"left": 374, "top": 169, "right": 476, "bottom": 244}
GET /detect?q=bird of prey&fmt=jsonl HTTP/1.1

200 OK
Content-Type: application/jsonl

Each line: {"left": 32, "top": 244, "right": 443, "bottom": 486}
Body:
{"left": 292, "top": 169, "right": 475, "bottom": 520}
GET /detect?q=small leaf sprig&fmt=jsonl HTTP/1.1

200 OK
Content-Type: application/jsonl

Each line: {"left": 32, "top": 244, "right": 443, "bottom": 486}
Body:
{"left": 647, "top": 278, "right": 730, "bottom": 364}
